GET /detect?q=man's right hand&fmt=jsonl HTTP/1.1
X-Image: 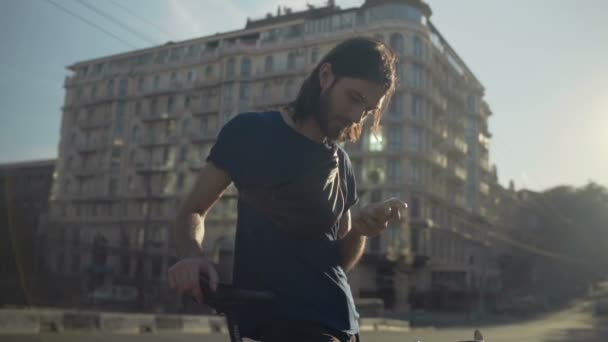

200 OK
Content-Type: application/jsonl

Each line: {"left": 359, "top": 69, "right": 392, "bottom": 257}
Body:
{"left": 168, "top": 257, "right": 219, "bottom": 304}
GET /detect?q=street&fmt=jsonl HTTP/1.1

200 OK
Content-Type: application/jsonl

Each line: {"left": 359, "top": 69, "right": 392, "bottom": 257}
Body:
{"left": 2, "top": 299, "right": 607, "bottom": 342}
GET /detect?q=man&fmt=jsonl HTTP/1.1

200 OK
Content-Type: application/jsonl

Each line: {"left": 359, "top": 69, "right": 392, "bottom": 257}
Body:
{"left": 168, "top": 37, "right": 408, "bottom": 341}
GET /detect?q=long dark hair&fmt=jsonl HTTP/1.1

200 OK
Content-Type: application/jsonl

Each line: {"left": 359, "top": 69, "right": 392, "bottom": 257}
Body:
{"left": 286, "top": 37, "right": 397, "bottom": 141}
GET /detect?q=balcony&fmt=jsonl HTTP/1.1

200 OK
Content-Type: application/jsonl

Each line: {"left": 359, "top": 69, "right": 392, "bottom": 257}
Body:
{"left": 449, "top": 195, "right": 466, "bottom": 209}
{"left": 137, "top": 135, "right": 178, "bottom": 146}
{"left": 192, "top": 103, "right": 220, "bottom": 116}
{"left": 77, "top": 117, "right": 111, "bottom": 129}
{"left": 446, "top": 136, "right": 468, "bottom": 155}
{"left": 429, "top": 150, "right": 448, "bottom": 169}
{"left": 134, "top": 160, "right": 174, "bottom": 173}
{"left": 447, "top": 114, "right": 466, "bottom": 130}
{"left": 478, "top": 133, "right": 491, "bottom": 150}
{"left": 190, "top": 130, "right": 217, "bottom": 142}
{"left": 72, "top": 165, "right": 101, "bottom": 177}
{"left": 129, "top": 187, "right": 175, "bottom": 199}
{"left": 76, "top": 141, "right": 102, "bottom": 153}
{"left": 446, "top": 164, "right": 467, "bottom": 184}
{"left": 219, "top": 41, "right": 258, "bottom": 56}
{"left": 253, "top": 66, "right": 307, "bottom": 81}
{"left": 430, "top": 90, "right": 448, "bottom": 113}
{"left": 140, "top": 111, "right": 180, "bottom": 122}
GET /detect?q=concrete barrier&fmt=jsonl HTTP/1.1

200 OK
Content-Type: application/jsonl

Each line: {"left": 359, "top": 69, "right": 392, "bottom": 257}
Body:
{"left": 0, "top": 309, "right": 410, "bottom": 335}
{"left": 37, "top": 308, "right": 64, "bottom": 332}
{"left": 62, "top": 311, "right": 99, "bottom": 331}
{"left": 0, "top": 309, "right": 40, "bottom": 334}
{"left": 360, "top": 318, "right": 410, "bottom": 333}
{"left": 100, "top": 312, "right": 155, "bottom": 333}
{"left": 155, "top": 314, "right": 183, "bottom": 332}
{"left": 181, "top": 315, "right": 213, "bottom": 333}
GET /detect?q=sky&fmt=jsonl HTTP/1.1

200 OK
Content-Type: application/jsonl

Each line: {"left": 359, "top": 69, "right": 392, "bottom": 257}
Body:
{"left": 1, "top": 0, "right": 607, "bottom": 191}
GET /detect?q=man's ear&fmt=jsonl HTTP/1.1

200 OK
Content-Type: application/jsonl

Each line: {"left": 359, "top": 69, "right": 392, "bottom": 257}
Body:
{"left": 318, "top": 62, "right": 335, "bottom": 90}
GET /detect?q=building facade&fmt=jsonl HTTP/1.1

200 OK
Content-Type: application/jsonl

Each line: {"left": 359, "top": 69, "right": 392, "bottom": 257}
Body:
{"left": 0, "top": 159, "right": 55, "bottom": 306}
{"left": 45, "top": 0, "right": 499, "bottom": 313}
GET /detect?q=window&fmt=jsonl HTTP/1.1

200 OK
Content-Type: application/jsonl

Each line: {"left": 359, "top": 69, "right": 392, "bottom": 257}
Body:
{"left": 154, "top": 75, "right": 160, "bottom": 89}
{"left": 138, "top": 77, "right": 144, "bottom": 92}
{"left": 410, "top": 127, "right": 421, "bottom": 151}
{"left": 162, "top": 147, "right": 170, "bottom": 163}
{"left": 205, "top": 65, "right": 213, "bottom": 77}
{"left": 109, "top": 178, "right": 118, "bottom": 195}
{"left": 181, "top": 118, "right": 190, "bottom": 135}
{"left": 118, "top": 78, "right": 128, "bottom": 96}
{"left": 200, "top": 116, "right": 209, "bottom": 133}
{"left": 467, "top": 95, "right": 476, "bottom": 112}
{"left": 264, "top": 55, "right": 274, "bottom": 73}
{"left": 287, "top": 52, "right": 296, "bottom": 70}
{"left": 177, "top": 173, "right": 185, "bottom": 190}
{"left": 389, "top": 33, "right": 405, "bottom": 55}
{"left": 150, "top": 98, "right": 158, "bottom": 115}
{"left": 107, "top": 79, "right": 114, "bottom": 96}
{"left": 184, "top": 95, "right": 191, "bottom": 108}
{"left": 409, "top": 161, "right": 420, "bottom": 183}
{"left": 226, "top": 58, "right": 236, "bottom": 77}
{"left": 285, "top": 79, "right": 295, "bottom": 99}
{"left": 167, "top": 96, "right": 174, "bottom": 113}
{"left": 410, "top": 64, "right": 424, "bottom": 89}
{"left": 135, "top": 101, "right": 141, "bottom": 116}
{"left": 187, "top": 70, "right": 195, "bottom": 82}
{"left": 187, "top": 44, "right": 196, "bottom": 56}
{"left": 413, "top": 36, "right": 424, "bottom": 58}
{"left": 239, "top": 82, "right": 250, "bottom": 101}
{"left": 91, "top": 85, "right": 97, "bottom": 99}
{"left": 121, "top": 256, "right": 130, "bottom": 275}
{"left": 152, "top": 256, "right": 162, "bottom": 278}
{"left": 412, "top": 96, "right": 424, "bottom": 120}
{"left": 170, "top": 71, "right": 177, "bottom": 83}
{"left": 131, "top": 126, "right": 139, "bottom": 141}
{"left": 114, "top": 102, "right": 126, "bottom": 136}
{"left": 240, "top": 57, "right": 251, "bottom": 76}
{"left": 388, "top": 93, "right": 403, "bottom": 115}
{"left": 368, "top": 132, "right": 385, "bottom": 151}
{"left": 262, "top": 83, "right": 271, "bottom": 103}
{"left": 388, "top": 160, "right": 401, "bottom": 184}
{"left": 388, "top": 126, "right": 401, "bottom": 150}
{"left": 223, "top": 84, "right": 233, "bottom": 106}
{"left": 179, "top": 146, "right": 188, "bottom": 161}
{"left": 311, "top": 48, "right": 319, "bottom": 64}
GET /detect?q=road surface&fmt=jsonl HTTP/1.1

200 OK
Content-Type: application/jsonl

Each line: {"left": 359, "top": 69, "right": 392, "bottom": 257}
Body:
{"left": 2, "top": 299, "right": 607, "bottom": 342}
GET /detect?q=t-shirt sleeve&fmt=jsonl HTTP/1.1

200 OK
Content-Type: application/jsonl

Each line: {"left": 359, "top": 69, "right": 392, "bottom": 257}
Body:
{"left": 206, "top": 114, "right": 253, "bottom": 187}
{"left": 341, "top": 150, "right": 359, "bottom": 212}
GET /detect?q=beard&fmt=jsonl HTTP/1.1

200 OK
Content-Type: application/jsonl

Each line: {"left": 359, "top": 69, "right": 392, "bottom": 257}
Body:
{"left": 314, "top": 89, "right": 353, "bottom": 142}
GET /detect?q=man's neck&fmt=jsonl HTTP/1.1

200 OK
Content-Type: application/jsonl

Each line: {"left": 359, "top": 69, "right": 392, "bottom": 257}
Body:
{"left": 280, "top": 110, "right": 327, "bottom": 144}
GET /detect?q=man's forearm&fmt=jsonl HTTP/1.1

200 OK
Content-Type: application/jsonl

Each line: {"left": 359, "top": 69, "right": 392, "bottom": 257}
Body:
{"left": 173, "top": 213, "right": 206, "bottom": 258}
{"left": 338, "top": 226, "right": 366, "bottom": 272}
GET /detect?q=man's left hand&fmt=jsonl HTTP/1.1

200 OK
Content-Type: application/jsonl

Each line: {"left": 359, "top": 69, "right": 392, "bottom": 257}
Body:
{"left": 352, "top": 198, "right": 408, "bottom": 237}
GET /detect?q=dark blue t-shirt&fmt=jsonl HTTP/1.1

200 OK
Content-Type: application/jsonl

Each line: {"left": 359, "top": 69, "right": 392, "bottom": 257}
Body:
{"left": 206, "top": 111, "right": 360, "bottom": 338}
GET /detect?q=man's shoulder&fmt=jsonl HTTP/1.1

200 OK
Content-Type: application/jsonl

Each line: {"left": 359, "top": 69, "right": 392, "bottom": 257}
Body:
{"left": 225, "top": 111, "right": 278, "bottom": 130}
{"left": 336, "top": 144, "right": 353, "bottom": 165}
